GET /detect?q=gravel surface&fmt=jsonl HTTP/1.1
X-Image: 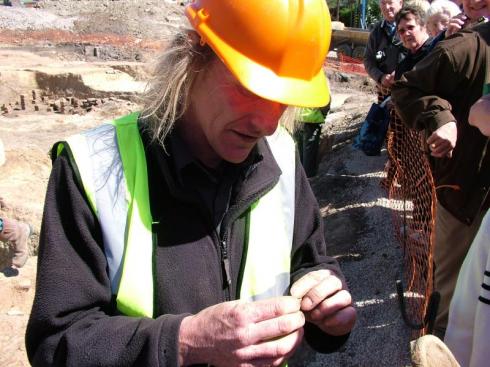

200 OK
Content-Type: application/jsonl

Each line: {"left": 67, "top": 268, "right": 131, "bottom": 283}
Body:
{"left": 317, "top": 149, "right": 411, "bottom": 366}
{"left": 0, "top": 7, "right": 76, "bottom": 30}
{"left": 289, "top": 108, "right": 413, "bottom": 366}
{"left": 40, "top": 0, "right": 188, "bottom": 38}
{"left": 0, "top": 1, "right": 188, "bottom": 37}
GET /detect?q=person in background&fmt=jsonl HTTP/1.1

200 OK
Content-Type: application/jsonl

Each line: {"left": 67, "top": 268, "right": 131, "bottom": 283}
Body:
{"left": 0, "top": 208, "right": 31, "bottom": 269}
{"left": 451, "top": 0, "right": 464, "bottom": 9}
{"left": 295, "top": 99, "right": 331, "bottom": 178}
{"left": 406, "top": 0, "right": 430, "bottom": 13}
{"left": 386, "top": 5, "right": 437, "bottom": 231}
{"left": 0, "top": 139, "right": 32, "bottom": 269}
{"left": 364, "top": 0, "right": 404, "bottom": 188}
{"left": 392, "top": 18, "right": 490, "bottom": 339}
{"left": 426, "top": 0, "right": 462, "bottom": 37}
{"left": 364, "top": 0, "right": 404, "bottom": 95}
{"left": 394, "top": 5, "right": 434, "bottom": 79}
{"left": 445, "top": 94, "right": 490, "bottom": 367}
{"left": 25, "top": 1, "right": 356, "bottom": 366}
{"left": 445, "top": 0, "right": 489, "bottom": 37}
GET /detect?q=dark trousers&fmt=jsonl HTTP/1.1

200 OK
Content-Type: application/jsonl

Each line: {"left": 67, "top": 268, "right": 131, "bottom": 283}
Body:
{"left": 294, "top": 122, "right": 323, "bottom": 178}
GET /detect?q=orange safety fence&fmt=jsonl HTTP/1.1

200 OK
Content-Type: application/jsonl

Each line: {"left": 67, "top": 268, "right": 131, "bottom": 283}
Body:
{"left": 385, "top": 107, "right": 437, "bottom": 337}
{"left": 325, "top": 54, "right": 368, "bottom": 76}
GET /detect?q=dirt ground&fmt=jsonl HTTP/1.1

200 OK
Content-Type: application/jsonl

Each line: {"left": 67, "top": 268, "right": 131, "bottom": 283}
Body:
{"left": 0, "top": 2, "right": 412, "bottom": 366}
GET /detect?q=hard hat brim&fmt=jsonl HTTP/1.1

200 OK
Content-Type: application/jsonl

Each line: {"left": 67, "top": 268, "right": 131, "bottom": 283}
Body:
{"left": 225, "top": 49, "right": 331, "bottom": 108}
{"left": 187, "top": 13, "right": 330, "bottom": 108}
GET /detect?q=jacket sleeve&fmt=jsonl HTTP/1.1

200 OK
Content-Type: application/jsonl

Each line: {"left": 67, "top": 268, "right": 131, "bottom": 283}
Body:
{"left": 289, "top": 157, "right": 350, "bottom": 353}
{"left": 391, "top": 40, "right": 466, "bottom": 132}
{"left": 25, "top": 154, "right": 185, "bottom": 367}
{"left": 364, "top": 28, "right": 384, "bottom": 84}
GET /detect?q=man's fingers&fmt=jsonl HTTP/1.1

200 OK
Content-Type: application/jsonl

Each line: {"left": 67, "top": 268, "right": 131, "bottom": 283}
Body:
{"left": 237, "top": 357, "right": 287, "bottom": 367}
{"left": 307, "top": 290, "right": 353, "bottom": 321}
{"left": 430, "top": 141, "right": 451, "bottom": 155}
{"left": 427, "top": 122, "right": 457, "bottom": 158}
{"left": 429, "top": 140, "right": 454, "bottom": 158}
{"left": 426, "top": 132, "right": 445, "bottom": 145}
{"left": 250, "top": 311, "right": 305, "bottom": 343}
{"left": 245, "top": 296, "right": 301, "bottom": 323}
{"left": 237, "top": 327, "right": 304, "bottom": 363}
{"left": 315, "top": 306, "right": 357, "bottom": 336}
{"left": 426, "top": 133, "right": 438, "bottom": 145}
{"left": 290, "top": 269, "right": 333, "bottom": 299}
{"left": 299, "top": 276, "right": 343, "bottom": 312}
{"left": 446, "top": 16, "right": 465, "bottom": 35}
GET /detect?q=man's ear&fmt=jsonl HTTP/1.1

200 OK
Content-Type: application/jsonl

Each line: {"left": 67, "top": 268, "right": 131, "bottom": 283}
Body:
{"left": 186, "top": 29, "right": 202, "bottom": 47}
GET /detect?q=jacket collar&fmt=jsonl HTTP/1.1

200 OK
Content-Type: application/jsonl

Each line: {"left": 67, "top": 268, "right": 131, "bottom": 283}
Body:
{"left": 137, "top": 117, "right": 282, "bottom": 211}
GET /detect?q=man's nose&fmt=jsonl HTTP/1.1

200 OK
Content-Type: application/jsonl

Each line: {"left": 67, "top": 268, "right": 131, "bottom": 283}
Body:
{"left": 250, "top": 103, "right": 285, "bottom": 136}
{"left": 249, "top": 115, "right": 280, "bottom": 136}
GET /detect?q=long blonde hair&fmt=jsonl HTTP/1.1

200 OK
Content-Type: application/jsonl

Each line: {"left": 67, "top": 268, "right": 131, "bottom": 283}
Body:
{"left": 142, "top": 29, "right": 298, "bottom": 146}
{"left": 141, "top": 30, "right": 213, "bottom": 146}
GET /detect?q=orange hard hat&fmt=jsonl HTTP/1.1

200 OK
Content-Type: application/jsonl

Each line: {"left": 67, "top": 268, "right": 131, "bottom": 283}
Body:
{"left": 185, "top": 0, "right": 331, "bottom": 108}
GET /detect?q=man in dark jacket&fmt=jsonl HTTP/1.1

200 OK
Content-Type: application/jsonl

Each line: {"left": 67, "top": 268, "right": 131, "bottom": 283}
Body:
{"left": 25, "top": 1, "right": 356, "bottom": 366}
{"left": 364, "top": 0, "right": 404, "bottom": 188}
{"left": 392, "top": 20, "right": 490, "bottom": 338}
{"left": 364, "top": 0, "right": 404, "bottom": 92}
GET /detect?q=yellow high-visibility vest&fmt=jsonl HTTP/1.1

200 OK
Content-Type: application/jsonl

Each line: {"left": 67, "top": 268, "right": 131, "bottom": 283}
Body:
{"left": 56, "top": 112, "right": 296, "bottom": 318}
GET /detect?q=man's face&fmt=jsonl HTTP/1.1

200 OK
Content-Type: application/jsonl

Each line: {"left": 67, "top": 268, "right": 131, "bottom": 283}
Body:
{"left": 426, "top": 13, "right": 451, "bottom": 37}
{"left": 181, "top": 59, "right": 287, "bottom": 167}
{"left": 380, "top": 0, "right": 403, "bottom": 22}
{"left": 397, "top": 14, "right": 429, "bottom": 53}
{"left": 463, "top": 0, "right": 490, "bottom": 20}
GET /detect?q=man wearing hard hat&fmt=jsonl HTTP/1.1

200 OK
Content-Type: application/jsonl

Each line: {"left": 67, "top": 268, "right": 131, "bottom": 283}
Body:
{"left": 26, "top": 1, "right": 356, "bottom": 366}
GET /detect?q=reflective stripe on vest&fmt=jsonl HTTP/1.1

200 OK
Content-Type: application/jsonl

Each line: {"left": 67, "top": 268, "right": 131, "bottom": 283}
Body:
{"left": 58, "top": 112, "right": 154, "bottom": 317}
{"left": 239, "top": 128, "right": 295, "bottom": 302}
{"left": 58, "top": 112, "right": 295, "bottom": 317}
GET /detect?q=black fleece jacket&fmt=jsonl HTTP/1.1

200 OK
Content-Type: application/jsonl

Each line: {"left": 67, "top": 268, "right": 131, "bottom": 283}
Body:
{"left": 26, "top": 121, "right": 349, "bottom": 366}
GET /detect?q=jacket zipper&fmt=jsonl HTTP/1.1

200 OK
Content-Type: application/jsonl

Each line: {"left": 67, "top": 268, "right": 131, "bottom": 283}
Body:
{"left": 219, "top": 238, "right": 232, "bottom": 301}
{"left": 215, "top": 159, "right": 280, "bottom": 302}
{"left": 218, "top": 177, "right": 278, "bottom": 301}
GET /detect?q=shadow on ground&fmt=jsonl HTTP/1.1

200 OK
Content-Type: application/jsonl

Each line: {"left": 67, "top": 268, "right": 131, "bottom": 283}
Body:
{"left": 290, "top": 140, "right": 412, "bottom": 366}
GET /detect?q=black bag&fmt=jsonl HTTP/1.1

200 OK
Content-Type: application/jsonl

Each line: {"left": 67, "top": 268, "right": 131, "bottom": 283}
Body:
{"left": 353, "top": 97, "right": 391, "bottom": 156}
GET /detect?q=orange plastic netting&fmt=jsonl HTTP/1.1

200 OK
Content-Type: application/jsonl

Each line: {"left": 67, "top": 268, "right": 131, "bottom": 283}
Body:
{"left": 385, "top": 106, "right": 437, "bottom": 336}
{"left": 325, "top": 54, "right": 367, "bottom": 76}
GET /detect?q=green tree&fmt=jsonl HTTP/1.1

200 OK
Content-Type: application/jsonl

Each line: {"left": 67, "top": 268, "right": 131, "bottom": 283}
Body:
{"left": 366, "top": 0, "right": 382, "bottom": 27}
{"left": 327, "top": 0, "right": 381, "bottom": 28}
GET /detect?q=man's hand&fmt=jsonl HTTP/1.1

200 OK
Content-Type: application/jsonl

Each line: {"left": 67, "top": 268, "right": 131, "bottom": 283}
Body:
{"left": 380, "top": 72, "right": 395, "bottom": 88}
{"left": 469, "top": 95, "right": 490, "bottom": 137}
{"left": 445, "top": 13, "right": 467, "bottom": 38}
{"left": 290, "top": 270, "right": 356, "bottom": 336}
{"left": 178, "top": 297, "right": 305, "bottom": 366}
{"left": 427, "top": 121, "right": 458, "bottom": 158}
